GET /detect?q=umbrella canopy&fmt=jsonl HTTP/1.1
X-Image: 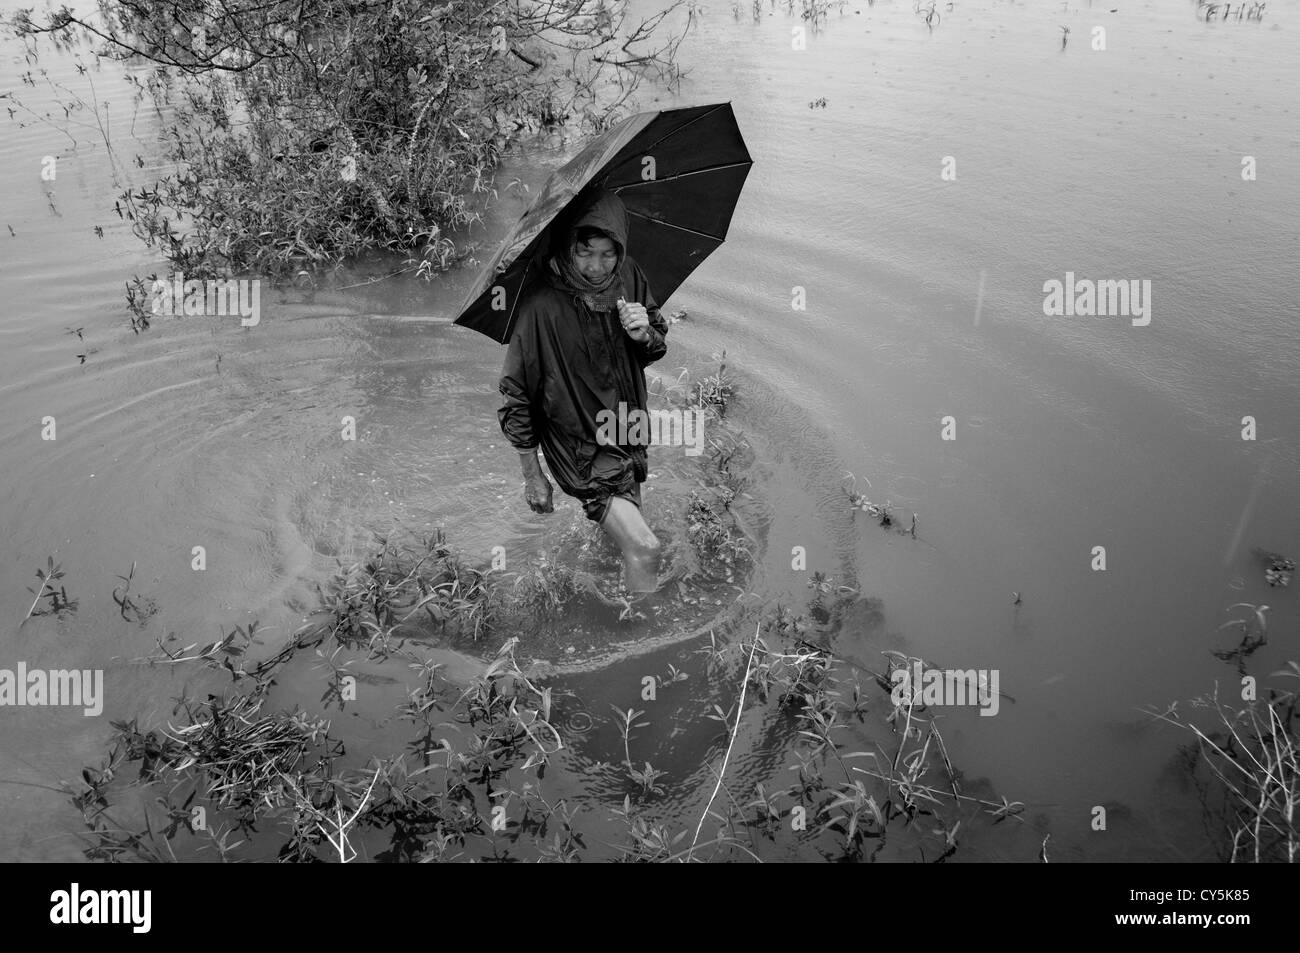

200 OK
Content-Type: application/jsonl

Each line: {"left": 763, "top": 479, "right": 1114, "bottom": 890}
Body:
{"left": 453, "top": 101, "right": 752, "bottom": 344}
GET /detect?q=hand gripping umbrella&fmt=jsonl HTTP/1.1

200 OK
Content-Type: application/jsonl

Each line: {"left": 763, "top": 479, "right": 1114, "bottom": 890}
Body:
{"left": 452, "top": 101, "right": 752, "bottom": 343}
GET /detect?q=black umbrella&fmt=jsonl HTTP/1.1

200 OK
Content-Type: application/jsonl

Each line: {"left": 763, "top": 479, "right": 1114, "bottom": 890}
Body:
{"left": 452, "top": 101, "right": 752, "bottom": 344}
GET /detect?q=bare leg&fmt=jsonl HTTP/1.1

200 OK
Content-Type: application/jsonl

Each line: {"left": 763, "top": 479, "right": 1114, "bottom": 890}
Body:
{"left": 599, "top": 496, "right": 662, "bottom": 592}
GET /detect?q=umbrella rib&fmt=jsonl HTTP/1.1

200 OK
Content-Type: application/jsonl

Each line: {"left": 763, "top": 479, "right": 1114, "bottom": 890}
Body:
{"left": 502, "top": 257, "right": 533, "bottom": 343}
{"left": 613, "top": 159, "right": 753, "bottom": 191}
{"left": 624, "top": 209, "right": 728, "bottom": 243}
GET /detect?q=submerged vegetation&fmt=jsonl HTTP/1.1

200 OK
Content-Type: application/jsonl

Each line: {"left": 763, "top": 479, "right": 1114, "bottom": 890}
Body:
{"left": 22, "top": 555, "right": 74, "bottom": 622}
{"left": 1146, "top": 663, "right": 1298, "bottom": 863}
{"left": 1195, "top": 2, "right": 1268, "bottom": 23}
{"left": 732, "top": 0, "right": 848, "bottom": 28}
{"left": 842, "top": 471, "right": 918, "bottom": 536}
{"left": 1164, "top": 587, "right": 1299, "bottom": 861}
{"left": 67, "top": 545, "right": 1040, "bottom": 862}
{"left": 1256, "top": 548, "right": 1294, "bottom": 589}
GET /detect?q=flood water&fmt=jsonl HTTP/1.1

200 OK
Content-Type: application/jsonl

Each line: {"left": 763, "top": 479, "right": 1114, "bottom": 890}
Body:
{"left": 1, "top": 0, "right": 1297, "bottom": 861}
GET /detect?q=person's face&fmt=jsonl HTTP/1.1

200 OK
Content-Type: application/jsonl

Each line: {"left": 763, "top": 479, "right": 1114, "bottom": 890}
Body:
{"left": 572, "top": 235, "right": 617, "bottom": 282}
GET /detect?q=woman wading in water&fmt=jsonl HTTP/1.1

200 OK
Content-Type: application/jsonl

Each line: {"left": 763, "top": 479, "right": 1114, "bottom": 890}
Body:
{"left": 497, "top": 187, "right": 670, "bottom": 592}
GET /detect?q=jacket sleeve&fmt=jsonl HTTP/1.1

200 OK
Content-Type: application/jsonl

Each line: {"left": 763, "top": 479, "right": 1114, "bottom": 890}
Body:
{"left": 628, "top": 259, "right": 668, "bottom": 366}
{"left": 497, "top": 303, "right": 542, "bottom": 450}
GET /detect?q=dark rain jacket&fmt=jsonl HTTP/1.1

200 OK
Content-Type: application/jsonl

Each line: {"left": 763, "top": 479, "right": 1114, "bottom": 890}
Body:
{"left": 497, "top": 191, "right": 670, "bottom": 504}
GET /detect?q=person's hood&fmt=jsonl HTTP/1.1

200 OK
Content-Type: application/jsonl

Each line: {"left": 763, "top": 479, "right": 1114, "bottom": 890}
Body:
{"left": 546, "top": 187, "right": 629, "bottom": 278}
